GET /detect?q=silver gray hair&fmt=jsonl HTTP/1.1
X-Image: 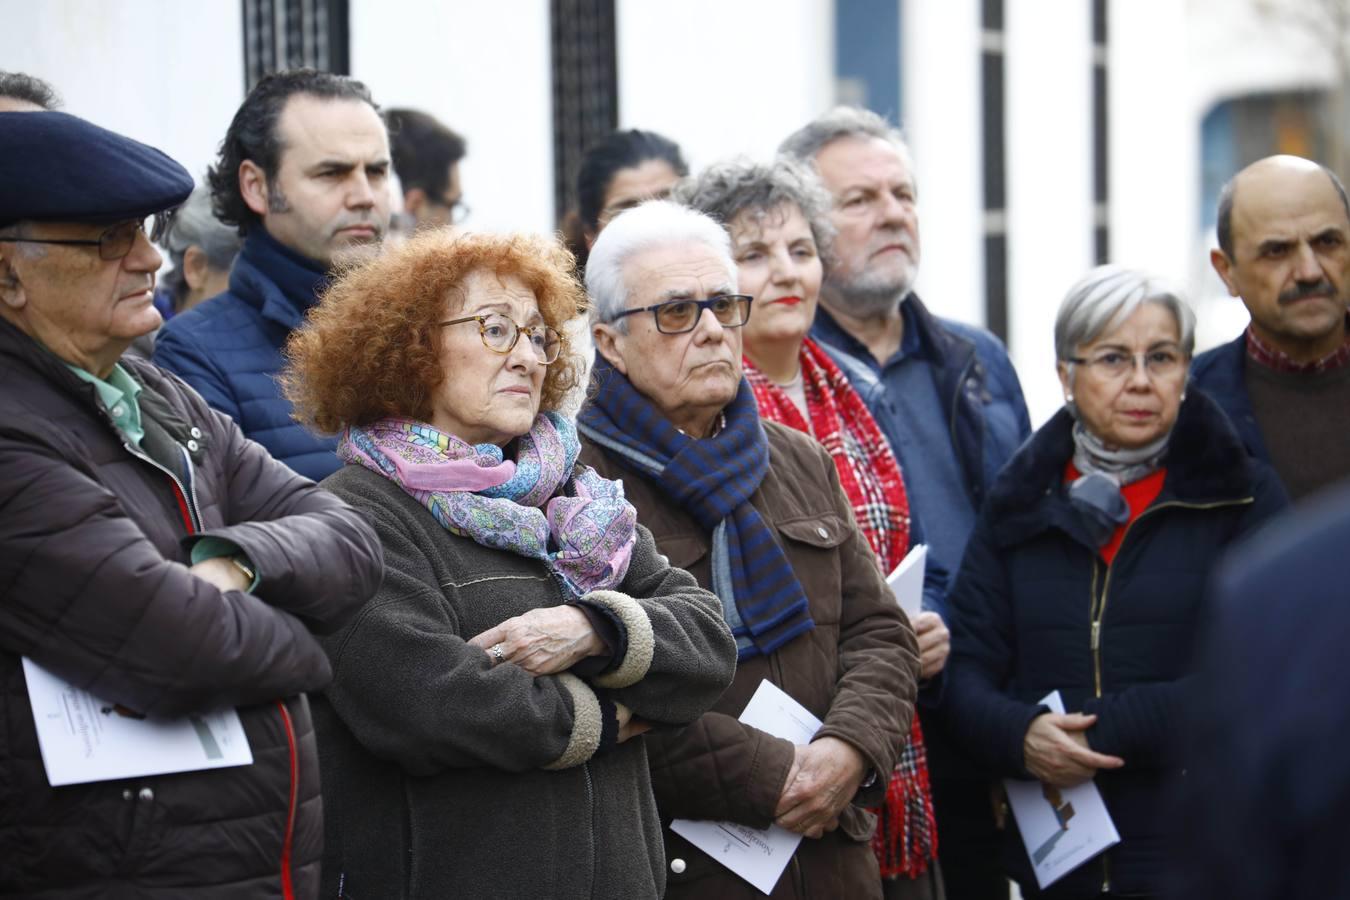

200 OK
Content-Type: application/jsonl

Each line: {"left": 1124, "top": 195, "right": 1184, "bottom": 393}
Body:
{"left": 779, "top": 105, "right": 914, "bottom": 173}
{"left": 160, "top": 184, "right": 241, "bottom": 306}
{"left": 1055, "top": 264, "right": 1196, "bottom": 362}
{"left": 586, "top": 199, "right": 736, "bottom": 333}
{"left": 673, "top": 157, "right": 837, "bottom": 271}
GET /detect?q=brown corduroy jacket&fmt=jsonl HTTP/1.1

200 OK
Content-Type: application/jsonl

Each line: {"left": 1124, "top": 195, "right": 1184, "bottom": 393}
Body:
{"left": 581, "top": 420, "right": 921, "bottom": 900}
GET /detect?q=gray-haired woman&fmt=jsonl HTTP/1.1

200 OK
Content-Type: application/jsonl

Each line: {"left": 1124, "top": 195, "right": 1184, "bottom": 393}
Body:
{"left": 676, "top": 158, "right": 946, "bottom": 899}
{"left": 158, "top": 184, "right": 241, "bottom": 316}
{"left": 944, "top": 265, "right": 1287, "bottom": 898}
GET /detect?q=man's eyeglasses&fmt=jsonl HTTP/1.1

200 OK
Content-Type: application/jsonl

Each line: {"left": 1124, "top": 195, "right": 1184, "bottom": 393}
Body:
{"left": 432, "top": 195, "right": 471, "bottom": 225}
{"left": 1067, "top": 348, "right": 1187, "bottom": 380}
{"left": 0, "top": 216, "right": 167, "bottom": 261}
{"left": 441, "top": 313, "right": 562, "bottom": 364}
{"left": 611, "top": 294, "right": 754, "bottom": 335}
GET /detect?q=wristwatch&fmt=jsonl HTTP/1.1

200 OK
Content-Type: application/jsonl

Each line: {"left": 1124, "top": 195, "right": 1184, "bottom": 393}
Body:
{"left": 227, "top": 553, "right": 257, "bottom": 586}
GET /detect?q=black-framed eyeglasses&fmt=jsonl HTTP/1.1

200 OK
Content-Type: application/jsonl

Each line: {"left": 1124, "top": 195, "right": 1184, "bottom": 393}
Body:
{"left": 441, "top": 313, "right": 561, "bottom": 364}
{"left": 0, "top": 215, "right": 168, "bottom": 261}
{"left": 611, "top": 294, "right": 754, "bottom": 334}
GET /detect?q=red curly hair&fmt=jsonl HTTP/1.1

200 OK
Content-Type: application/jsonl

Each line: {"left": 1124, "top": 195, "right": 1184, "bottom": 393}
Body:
{"left": 283, "top": 229, "right": 588, "bottom": 434}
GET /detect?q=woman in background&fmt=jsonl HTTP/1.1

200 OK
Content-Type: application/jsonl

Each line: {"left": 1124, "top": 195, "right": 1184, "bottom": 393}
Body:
{"left": 560, "top": 128, "right": 687, "bottom": 273}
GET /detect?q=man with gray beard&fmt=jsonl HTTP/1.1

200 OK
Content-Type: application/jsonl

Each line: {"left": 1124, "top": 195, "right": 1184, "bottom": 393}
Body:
{"left": 782, "top": 107, "right": 1030, "bottom": 900}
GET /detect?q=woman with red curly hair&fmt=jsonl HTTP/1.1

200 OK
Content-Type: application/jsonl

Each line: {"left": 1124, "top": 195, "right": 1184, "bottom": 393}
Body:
{"left": 282, "top": 229, "right": 737, "bottom": 899}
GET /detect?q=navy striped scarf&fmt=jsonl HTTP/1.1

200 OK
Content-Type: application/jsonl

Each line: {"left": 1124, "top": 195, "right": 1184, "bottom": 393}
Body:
{"left": 578, "top": 356, "right": 814, "bottom": 660}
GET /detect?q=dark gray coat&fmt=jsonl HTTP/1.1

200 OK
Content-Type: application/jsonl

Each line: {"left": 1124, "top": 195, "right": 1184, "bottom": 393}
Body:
{"left": 315, "top": 463, "right": 738, "bottom": 900}
{"left": 0, "top": 318, "right": 383, "bottom": 898}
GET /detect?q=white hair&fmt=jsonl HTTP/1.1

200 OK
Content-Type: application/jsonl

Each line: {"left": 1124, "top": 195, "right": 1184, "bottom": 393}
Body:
{"left": 585, "top": 199, "right": 735, "bottom": 332}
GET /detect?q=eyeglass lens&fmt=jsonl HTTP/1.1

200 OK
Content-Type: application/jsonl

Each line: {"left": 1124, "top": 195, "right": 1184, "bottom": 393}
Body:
{"left": 1086, "top": 350, "right": 1183, "bottom": 378}
{"left": 99, "top": 219, "right": 148, "bottom": 261}
{"left": 479, "top": 314, "right": 560, "bottom": 363}
{"left": 655, "top": 296, "right": 749, "bottom": 333}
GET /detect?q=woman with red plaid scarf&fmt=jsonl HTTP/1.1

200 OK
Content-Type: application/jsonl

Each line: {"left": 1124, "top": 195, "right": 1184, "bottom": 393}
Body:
{"left": 677, "top": 159, "right": 947, "bottom": 899}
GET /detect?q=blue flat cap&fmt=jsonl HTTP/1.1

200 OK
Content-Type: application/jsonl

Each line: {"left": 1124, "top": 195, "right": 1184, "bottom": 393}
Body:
{"left": 0, "top": 111, "right": 193, "bottom": 227}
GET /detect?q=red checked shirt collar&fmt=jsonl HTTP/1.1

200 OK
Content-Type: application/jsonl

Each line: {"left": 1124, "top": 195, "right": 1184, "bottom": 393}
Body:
{"left": 1245, "top": 315, "right": 1350, "bottom": 374}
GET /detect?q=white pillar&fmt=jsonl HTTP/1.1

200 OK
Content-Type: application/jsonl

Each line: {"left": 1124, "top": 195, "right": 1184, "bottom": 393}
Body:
{"left": 1005, "top": 0, "right": 1094, "bottom": 426}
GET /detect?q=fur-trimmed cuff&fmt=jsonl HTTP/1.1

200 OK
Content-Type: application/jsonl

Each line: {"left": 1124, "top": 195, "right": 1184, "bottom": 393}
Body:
{"left": 543, "top": 673, "right": 602, "bottom": 770}
{"left": 584, "top": 590, "right": 655, "bottom": 689}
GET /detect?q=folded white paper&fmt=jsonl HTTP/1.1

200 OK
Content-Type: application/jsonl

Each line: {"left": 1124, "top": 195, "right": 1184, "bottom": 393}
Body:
{"left": 670, "top": 680, "right": 823, "bottom": 895}
{"left": 23, "top": 657, "right": 253, "bottom": 787}
{"left": 1004, "top": 690, "right": 1120, "bottom": 889}
{"left": 886, "top": 543, "right": 927, "bottom": 621}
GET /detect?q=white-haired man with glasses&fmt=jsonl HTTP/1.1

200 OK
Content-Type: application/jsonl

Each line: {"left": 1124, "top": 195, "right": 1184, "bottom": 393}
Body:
{"left": 579, "top": 201, "right": 921, "bottom": 900}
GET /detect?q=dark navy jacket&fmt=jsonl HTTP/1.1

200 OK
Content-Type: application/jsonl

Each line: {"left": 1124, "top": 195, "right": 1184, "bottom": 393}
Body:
{"left": 154, "top": 230, "right": 338, "bottom": 480}
{"left": 814, "top": 293, "right": 1031, "bottom": 515}
{"left": 1175, "top": 483, "right": 1350, "bottom": 900}
{"left": 1190, "top": 333, "right": 1271, "bottom": 464}
{"left": 945, "top": 391, "right": 1286, "bottom": 897}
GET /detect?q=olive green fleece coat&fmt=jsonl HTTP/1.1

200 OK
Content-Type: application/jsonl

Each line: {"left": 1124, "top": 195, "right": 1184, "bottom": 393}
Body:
{"left": 313, "top": 463, "right": 738, "bottom": 900}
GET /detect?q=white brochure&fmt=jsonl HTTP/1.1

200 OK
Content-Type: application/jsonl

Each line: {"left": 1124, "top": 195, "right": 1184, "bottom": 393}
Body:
{"left": 670, "top": 679, "right": 824, "bottom": 895}
{"left": 886, "top": 542, "right": 927, "bottom": 621}
{"left": 1004, "top": 690, "right": 1121, "bottom": 889}
{"left": 22, "top": 657, "right": 253, "bottom": 787}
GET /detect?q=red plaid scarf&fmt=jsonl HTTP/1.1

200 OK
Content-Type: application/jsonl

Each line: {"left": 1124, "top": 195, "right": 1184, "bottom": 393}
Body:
{"left": 744, "top": 338, "right": 938, "bottom": 878}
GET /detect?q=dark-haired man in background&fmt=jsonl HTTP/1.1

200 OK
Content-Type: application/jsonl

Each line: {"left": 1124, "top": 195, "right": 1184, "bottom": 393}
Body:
{"left": 386, "top": 107, "right": 467, "bottom": 232}
{"left": 0, "top": 69, "right": 59, "bottom": 111}
{"left": 155, "top": 68, "right": 391, "bottom": 480}
{"left": 1195, "top": 154, "right": 1350, "bottom": 501}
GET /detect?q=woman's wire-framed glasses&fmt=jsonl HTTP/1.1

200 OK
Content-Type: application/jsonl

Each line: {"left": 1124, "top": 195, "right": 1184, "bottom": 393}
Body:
{"left": 440, "top": 313, "right": 562, "bottom": 364}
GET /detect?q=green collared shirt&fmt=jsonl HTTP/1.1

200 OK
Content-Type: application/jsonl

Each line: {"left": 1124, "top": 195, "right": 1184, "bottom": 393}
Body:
{"left": 67, "top": 361, "right": 259, "bottom": 591}
{"left": 66, "top": 362, "right": 144, "bottom": 448}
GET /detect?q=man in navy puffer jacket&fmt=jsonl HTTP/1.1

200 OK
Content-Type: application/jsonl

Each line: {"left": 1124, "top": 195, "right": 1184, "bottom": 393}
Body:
{"left": 156, "top": 69, "right": 392, "bottom": 480}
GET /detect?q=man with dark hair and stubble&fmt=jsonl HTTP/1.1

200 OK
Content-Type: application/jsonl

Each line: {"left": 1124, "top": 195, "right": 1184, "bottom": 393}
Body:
{"left": 0, "top": 70, "right": 60, "bottom": 111}
{"left": 385, "top": 107, "right": 468, "bottom": 232}
{"left": 1194, "top": 154, "right": 1350, "bottom": 501}
{"left": 154, "top": 68, "right": 392, "bottom": 480}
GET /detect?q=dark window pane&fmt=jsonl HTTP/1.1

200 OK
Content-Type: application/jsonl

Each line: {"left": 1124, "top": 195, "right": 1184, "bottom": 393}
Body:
{"left": 835, "top": 0, "right": 902, "bottom": 120}
{"left": 241, "top": 0, "right": 348, "bottom": 90}
{"left": 982, "top": 52, "right": 1005, "bottom": 211}
{"left": 984, "top": 233, "right": 1008, "bottom": 343}
{"left": 982, "top": 0, "right": 1004, "bottom": 31}
{"left": 550, "top": 0, "right": 618, "bottom": 222}
{"left": 1092, "top": 0, "right": 1108, "bottom": 45}
{"left": 1093, "top": 66, "right": 1108, "bottom": 205}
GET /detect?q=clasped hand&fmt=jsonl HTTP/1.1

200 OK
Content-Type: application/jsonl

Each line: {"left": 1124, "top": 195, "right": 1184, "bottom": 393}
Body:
{"left": 1023, "top": 712, "right": 1124, "bottom": 788}
{"left": 467, "top": 605, "right": 603, "bottom": 676}
{"left": 773, "top": 736, "right": 866, "bottom": 839}
{"left": 468, "top": 606, "right": 648, "bottom": 742}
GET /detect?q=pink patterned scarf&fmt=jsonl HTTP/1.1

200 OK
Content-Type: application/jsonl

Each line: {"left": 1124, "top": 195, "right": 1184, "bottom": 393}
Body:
{"left": 338, "top": 412, "right": 636, "bottom": 597}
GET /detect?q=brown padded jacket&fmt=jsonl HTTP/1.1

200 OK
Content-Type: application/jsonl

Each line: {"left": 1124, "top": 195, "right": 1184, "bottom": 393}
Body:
{"left": 0, "top": 318, "right": 383, "bottom": 898}
{"left": 581, "top": 420, "right": 921, "bottom": 900}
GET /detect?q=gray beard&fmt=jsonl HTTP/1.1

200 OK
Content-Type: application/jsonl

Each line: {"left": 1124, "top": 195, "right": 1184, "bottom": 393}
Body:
{"left": 825, "top": 268, "right": 915, "bottom": 318}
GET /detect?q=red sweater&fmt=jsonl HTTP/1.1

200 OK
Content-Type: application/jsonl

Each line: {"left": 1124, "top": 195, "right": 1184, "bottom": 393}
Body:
{"left": 1065, "top": 463, "right": 1167, "bottom": 564}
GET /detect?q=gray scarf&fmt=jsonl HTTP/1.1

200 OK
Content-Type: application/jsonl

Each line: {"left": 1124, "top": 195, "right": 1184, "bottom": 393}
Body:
{"left": 1068, "top": 421, "right": 1169, "bottom": 545}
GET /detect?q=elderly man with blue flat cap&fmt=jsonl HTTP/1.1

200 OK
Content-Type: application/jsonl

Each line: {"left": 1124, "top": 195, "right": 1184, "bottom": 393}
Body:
{"left": 0, "top": 111, "right": 383, "bottom": 898}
